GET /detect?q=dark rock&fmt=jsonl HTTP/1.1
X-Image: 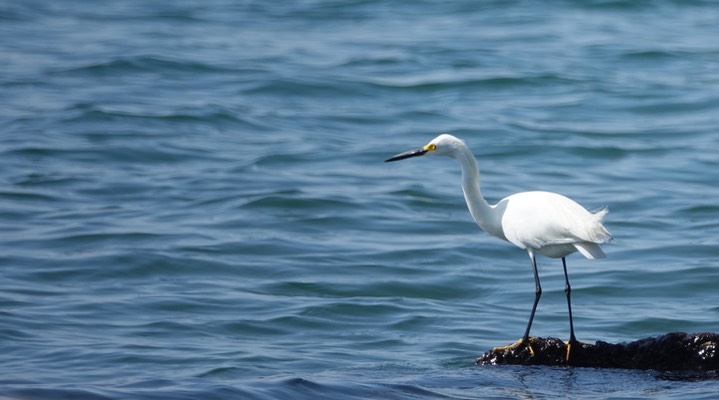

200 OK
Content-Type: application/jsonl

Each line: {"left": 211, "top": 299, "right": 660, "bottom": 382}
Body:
{"left": 476, "top": 332, "right": 719, "bottom": 371}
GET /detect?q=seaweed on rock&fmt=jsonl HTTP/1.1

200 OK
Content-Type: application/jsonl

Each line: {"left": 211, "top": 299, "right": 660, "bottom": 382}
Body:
{"left": 477, "top": 332, "right": 719, "bottom": 371}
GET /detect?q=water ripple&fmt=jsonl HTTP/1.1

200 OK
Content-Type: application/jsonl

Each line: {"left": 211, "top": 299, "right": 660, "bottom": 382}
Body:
{"left": 2, "top": 0, "right": 719, "bottom": 399}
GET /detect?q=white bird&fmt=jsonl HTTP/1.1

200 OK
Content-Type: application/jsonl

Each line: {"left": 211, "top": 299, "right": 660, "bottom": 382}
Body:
{"left": 385, "top": 134, "right": 612, "bottom": 360}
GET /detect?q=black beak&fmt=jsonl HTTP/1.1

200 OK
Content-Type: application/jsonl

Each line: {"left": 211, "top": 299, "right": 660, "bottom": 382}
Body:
{"left": 384, "top": 148, "right": 428, "bottom": 162}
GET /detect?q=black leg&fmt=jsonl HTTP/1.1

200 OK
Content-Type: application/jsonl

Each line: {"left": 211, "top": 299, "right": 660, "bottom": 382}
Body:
{"left": 562, "top": 257, "right": 577, "bottom": 344}
{"left": 522, "top": 251, "right": 542, "bottom": 342}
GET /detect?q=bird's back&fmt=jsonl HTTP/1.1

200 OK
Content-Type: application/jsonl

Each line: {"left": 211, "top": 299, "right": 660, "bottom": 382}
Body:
{"left": 497, "top": 191, "right": 611, "bottom": 259}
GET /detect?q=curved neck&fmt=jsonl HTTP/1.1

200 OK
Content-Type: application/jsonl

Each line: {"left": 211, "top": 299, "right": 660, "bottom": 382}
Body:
{"left": 456, "top": 147, "right": 503, "bottom": 238}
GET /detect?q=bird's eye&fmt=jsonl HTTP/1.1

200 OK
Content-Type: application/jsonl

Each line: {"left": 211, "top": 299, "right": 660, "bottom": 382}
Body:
{"left": 427, "top": 144, "right": 437, "bottom": 151}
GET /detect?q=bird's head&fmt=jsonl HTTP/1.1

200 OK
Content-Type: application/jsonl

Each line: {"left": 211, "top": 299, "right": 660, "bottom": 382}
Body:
{"left": 385, "top": 133, "right": 465, "bottom": 162}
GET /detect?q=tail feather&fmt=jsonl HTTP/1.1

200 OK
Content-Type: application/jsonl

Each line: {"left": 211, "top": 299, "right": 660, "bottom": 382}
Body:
{"left": 590, "top": 206, "right": 613, "bottom": 243}
{"left": 592, "top": 206, "right": 609, "bottom": 221}
{"left": 574, "top": 242, "right": 606, "bottom": 259}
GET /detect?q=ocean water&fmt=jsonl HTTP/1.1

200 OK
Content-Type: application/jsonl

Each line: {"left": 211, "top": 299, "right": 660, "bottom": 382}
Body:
{"left": 2, "top": 0, "right": 719, "bottom": 398}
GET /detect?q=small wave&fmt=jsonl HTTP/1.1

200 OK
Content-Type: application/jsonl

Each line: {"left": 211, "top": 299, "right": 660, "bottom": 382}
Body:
{"left": 254, "top": 377, "right": 449, "bottom": 400}
{"left": 1, "top": 388, "right": 112, "bottom": 400}
{"left": 364, "top": 73, "right": 580, "bottom": 92}
{"left": 63, "top": 102, "right": 256, "bottom": 127}
{"left": 55, "top": 55, "right": 232, "bottom": 77}
{"left": 620, "top": 49, "right": 684, "bottom": 61}
{"left": 242, "top": 193, "right": 354, "bottom": 212}
{"left": 242, "top": 77, "right": 359, "bottom": 98}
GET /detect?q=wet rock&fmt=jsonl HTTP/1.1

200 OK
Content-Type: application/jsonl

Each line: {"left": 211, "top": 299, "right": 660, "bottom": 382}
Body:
{"left": 476, "top": 332, "right": 719, "bottom": 371}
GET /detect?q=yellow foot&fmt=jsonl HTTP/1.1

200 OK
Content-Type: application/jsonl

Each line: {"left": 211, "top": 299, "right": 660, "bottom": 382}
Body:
{"left": 493, "top": 338, "right": 535, "bottom": 357}
{"left": 564, "top": 339, "right": 589, "bottom": 363}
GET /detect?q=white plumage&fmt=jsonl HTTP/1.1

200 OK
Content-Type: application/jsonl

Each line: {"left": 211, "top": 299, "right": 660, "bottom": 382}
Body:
{"left": 386, "top": 133, "right": 612, "bottom": 358}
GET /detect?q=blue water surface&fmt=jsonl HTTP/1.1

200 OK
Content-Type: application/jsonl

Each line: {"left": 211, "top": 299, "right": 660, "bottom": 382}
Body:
{"left": 2, "top": 1, "right": 719, "bottom": 399}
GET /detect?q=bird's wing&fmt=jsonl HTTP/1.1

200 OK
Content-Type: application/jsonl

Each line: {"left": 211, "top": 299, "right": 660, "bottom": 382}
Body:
{"left": 500, "top": 191, "right": 610, "bottom": 251}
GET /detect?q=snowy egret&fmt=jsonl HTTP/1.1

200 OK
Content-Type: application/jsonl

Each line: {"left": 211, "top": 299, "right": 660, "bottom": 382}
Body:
{"left": 385, "top": 134, "right": 612, "bottom": 361}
